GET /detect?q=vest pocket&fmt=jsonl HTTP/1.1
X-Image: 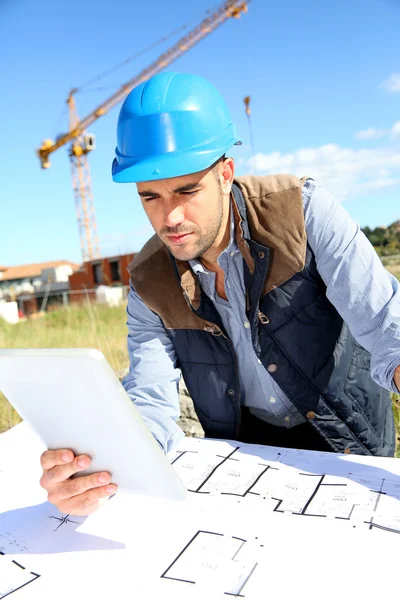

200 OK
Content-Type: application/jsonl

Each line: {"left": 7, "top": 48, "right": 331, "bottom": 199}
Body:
{"left": 343, "top": 351, "right": 385, "bottom": 440}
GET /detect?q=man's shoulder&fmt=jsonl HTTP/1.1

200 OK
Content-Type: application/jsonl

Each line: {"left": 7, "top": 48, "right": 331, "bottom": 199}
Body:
{"left": 235, "top": 174, "right": 306, "bottom": 198}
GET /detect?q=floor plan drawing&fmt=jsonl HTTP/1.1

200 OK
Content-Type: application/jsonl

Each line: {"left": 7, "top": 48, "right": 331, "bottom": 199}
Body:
{"left": 2, "top": 423, "right": 400, "bottom": 600}
{"left": 161, "top": 530, "right": 258, "bottom": 597}
{"left": 47, "top": 514, "right": 81, "bottom": 532}
{"left": 0, "top": 534, "right": 30, "bottom": 556}
{"left": 0, "top": 500, "right": 121, "bottom": 557}
{"left": 0, "top": 502, "right": 83, "bottom": 554}
{"left": 0, "top": 553, "right": 40, "bottom": 598}
{"left": 171, "top": 446, "right": 278, "bottom": 497}
{"left": 170, "top": 438, "right": 400, "bottom": 536}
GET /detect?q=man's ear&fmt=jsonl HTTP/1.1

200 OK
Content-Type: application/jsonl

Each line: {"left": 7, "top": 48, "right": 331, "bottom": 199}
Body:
{"left": 221, "top": 157, "right": 235, "bottom": 195}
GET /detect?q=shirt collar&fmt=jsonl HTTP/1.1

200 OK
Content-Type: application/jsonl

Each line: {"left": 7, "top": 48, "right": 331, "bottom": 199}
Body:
{"left": 189, "top": 201, "right": 237, "bottom": 275}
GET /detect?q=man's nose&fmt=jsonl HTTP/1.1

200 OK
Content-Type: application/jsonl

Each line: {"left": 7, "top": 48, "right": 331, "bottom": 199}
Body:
{"left": 164, "top": 200, "right": 185, "bottom": 229}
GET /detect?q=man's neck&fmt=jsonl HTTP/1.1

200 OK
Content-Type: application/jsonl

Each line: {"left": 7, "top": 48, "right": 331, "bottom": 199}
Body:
{"left": 200, "top": 205, "right": 231, "bottom": 273}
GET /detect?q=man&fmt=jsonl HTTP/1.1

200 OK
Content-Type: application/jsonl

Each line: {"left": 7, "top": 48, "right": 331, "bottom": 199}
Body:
{"left": 40, "top": 72, "right": 400, "bottom": 516}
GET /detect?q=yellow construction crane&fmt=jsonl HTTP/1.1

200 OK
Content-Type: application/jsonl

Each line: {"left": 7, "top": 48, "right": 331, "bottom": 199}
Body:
{"left": 37, "top": 1, "right": 249, "bottom": 263}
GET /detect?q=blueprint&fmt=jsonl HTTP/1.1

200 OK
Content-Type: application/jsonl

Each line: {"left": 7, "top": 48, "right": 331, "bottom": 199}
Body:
{"left": 167, "top": 437, "right": 400, "bottom": 534}
{"left": 0, "top": 553, "right": 40, "bottom": 599}
{"left": 1, "top": 423, "right": 400, "bottom": 599}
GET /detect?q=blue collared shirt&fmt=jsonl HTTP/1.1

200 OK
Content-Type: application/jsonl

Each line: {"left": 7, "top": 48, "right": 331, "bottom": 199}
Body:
{"left": 188, "top": 197, "right": 306, "bottom": 428}
{"left": 123, "top": 181, "right": 400, "bottom": 452}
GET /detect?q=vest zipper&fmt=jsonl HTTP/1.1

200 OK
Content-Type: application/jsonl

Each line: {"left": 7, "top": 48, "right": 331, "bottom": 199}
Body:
{"left": 254, "top": 311, "right": 270, "bottom": 356}
{"left": 258, "top": 311, "right": 270, "bottom": 324}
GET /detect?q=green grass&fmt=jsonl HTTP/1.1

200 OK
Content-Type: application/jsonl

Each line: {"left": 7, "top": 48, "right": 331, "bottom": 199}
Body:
{"left": 0, "top": 302, "right": 129, "bottom": 433}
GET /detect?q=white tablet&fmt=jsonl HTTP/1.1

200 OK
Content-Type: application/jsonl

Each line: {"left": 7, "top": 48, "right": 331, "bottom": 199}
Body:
{"left": 0, "top": 348, "right": 187, "bottom": 501}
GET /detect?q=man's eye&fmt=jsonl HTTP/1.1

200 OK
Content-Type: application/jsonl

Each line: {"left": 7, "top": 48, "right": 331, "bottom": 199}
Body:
{"left": 181, "top": 190, "right": 197, "bottom": 196}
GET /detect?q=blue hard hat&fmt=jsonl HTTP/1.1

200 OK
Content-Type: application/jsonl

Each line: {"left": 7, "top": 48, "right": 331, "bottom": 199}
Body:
{"left": 112, "top": 72, "right": 241, "bottom": 183}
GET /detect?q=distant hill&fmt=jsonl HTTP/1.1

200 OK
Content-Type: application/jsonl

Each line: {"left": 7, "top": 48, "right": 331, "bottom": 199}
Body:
{"left": 362, "top": 220, "right": 400, "bottom": 256}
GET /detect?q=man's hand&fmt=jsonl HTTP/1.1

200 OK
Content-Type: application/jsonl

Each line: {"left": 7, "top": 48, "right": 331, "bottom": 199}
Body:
{"left": 395, "top": 365, "right": 400, "bottom": 393}
{"left": 40, "top": 450, "right": 118, "bottom": 516}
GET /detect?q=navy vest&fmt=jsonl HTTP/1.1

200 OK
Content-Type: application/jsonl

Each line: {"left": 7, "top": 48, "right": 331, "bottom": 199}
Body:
{"left": 130, "top": 177, "right": 395, "bottom": 457}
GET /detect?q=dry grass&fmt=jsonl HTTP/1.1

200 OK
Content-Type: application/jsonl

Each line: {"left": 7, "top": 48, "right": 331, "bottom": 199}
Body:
{"left": 384, "top": 253, "right": 400, "bottom": 280}
{"left": 386, "top": 261, "right": 400, "bottom": 454}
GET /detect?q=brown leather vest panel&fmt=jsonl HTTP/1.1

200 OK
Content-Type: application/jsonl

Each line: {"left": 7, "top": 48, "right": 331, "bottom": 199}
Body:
{"left": 128, "top": 174, "right": 307, "bottom": 329}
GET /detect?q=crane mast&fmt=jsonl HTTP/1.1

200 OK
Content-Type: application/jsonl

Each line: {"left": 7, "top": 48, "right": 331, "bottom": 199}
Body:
{"left": 67, "top": 94, "right": 100, "bottom": 262}
{"left": 37, "top": 1, "right": 249, "bottom": 262}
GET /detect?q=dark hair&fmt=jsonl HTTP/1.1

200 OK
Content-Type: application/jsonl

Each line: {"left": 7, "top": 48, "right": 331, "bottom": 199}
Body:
{"left": 212, "top": 155, "right": 226, "bottom": 182}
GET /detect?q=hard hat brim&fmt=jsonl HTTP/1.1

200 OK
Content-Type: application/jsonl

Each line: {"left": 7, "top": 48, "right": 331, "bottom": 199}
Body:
{"left": 112, "top": 139, "right": 241, "bottom": 183}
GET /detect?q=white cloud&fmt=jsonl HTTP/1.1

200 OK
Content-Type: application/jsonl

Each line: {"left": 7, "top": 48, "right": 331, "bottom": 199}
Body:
{"left": 382, "top": 73, "right": 400, "bottom": 93}
{"left": 355, "top": 128, "right": 386, "bottom": 140}
{"left": 243, "top": 144, "right": 400, "bottom": 201}
{"left": 391, "top": 121, "right": 400, "bottom": 139}
{"left": 355, "top": 121, "right": 400, "bottom": 141}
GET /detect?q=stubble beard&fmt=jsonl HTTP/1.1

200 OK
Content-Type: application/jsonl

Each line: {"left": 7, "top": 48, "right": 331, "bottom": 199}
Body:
{"left": 160, "top": 185, "right": 224, "bottom": 262}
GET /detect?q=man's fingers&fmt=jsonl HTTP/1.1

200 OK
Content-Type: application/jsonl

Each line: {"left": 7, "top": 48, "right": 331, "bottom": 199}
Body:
{"left": 40, "top": 449, "right": 75, "bottom": 471}
{"left": 40, "top": 449, "right": 117, "bottom": 517}
{"left": 65, "top": 500, "right": 100, "bottom": 517}
{"left": 56, "top": 485, "right": 117, "bottom": 516}
{"left": 40, "top": 454, "right": 93, "bottom": 487}
{"left": 48, "top": 472, "right": 116, "bottom": 503}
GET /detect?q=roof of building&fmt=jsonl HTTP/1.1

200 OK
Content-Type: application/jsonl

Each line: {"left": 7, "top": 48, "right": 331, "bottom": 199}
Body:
{"left": 0, "top": 260, "right": 80, "bottom": 282}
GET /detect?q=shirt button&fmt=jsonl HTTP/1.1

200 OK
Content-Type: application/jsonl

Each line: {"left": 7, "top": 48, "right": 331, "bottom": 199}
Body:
{"left": 258, "top": 251, "right": 265, "bottom": 259}
{"left": 258, "top": 359, "right": 262, "bottom": 365}
{"left": 228, "top": 389, "right": 235, "bottom": 396}
{"left": 267, "top": 363, "right": 278, "bottom": 373}
{"left": 244, "top": 321, "right": 251, "bottom": 329}
{"left": 306, "top": 411, "right": 315, "bottom": 420}
{"left": 230, "top": 251, "right": 235, "bottom": 257}
{"left": 284, "top": 415, "right": 291, "bottom": 423}
{"left": 269, "top": 396, "right": 276, "bottom": 404}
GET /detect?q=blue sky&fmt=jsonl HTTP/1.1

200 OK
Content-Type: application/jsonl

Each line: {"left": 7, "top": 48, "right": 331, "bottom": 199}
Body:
{"left": 1, "top": 0, "right": 399, "bottom": 266}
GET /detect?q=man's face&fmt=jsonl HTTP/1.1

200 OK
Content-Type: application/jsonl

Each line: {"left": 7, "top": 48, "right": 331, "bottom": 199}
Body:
{"left": 137, "top": 163, "right": 228, "bottom": 261}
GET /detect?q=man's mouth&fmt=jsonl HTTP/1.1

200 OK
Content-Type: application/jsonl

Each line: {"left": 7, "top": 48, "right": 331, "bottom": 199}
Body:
{"left": 166, "top": 233, "right": 193, "bottom": 245}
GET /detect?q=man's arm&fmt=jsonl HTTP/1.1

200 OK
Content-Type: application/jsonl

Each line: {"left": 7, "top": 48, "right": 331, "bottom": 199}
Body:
{"left": 122, "top": 283, "right": 185, "bottom": 453}
{"left": 303, "top": 180, "right": 400, "bottom": 393}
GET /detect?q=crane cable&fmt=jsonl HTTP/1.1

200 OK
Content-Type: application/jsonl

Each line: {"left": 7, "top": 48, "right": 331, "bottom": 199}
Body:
{"left": 74, "top": 2, "right": 223, "bottom": 95}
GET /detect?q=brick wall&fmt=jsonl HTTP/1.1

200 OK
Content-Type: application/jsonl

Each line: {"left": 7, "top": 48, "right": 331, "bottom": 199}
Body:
{"left": 68, "top": 253, "right": 135, "bottom": 302}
